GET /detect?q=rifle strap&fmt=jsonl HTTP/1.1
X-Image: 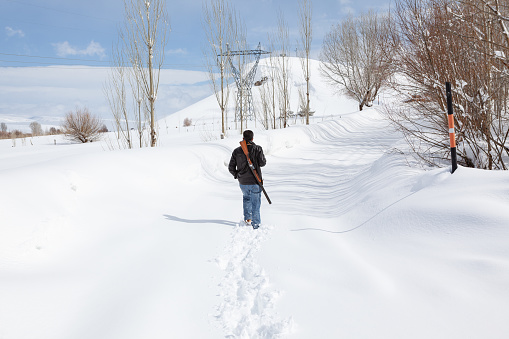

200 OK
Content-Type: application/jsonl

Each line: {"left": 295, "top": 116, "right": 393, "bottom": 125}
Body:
{"left": 239, "top": 140, "right": 272, "bottom": 204}
{"left": 240, "top": 140, "right": 263, "bottom": 185}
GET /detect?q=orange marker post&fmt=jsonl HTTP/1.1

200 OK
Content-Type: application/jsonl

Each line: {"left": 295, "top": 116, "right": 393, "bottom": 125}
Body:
{"left": 446, "top": 82, "right": 458, "bottom": 173}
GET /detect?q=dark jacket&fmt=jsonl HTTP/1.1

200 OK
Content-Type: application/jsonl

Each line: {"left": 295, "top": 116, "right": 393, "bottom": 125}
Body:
{"left": 228, "top": 141, "right": 266, "bottom": 185}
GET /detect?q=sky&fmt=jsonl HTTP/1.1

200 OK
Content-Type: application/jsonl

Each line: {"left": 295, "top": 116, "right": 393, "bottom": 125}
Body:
{"left": 0, "top": 0, "right": 391, "bottom": 131}
{"left": 1, "top": 0, "right": 391, "bottom": 70}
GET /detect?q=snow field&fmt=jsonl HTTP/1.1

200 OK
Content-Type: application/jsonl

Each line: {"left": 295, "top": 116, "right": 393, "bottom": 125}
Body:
{"left": 1, "top": 107, "right": 509, "bottom": 338}
{"left": 1, "top": 57, "right": 509, "bottom": 338}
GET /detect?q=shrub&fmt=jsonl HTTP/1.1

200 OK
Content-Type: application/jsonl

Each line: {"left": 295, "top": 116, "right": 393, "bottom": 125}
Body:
{"left": 48, "top": 127, "right": 61, "bottom": 135}
{"left": 99, "top": 124, "right": 109, "bottom": 133}
{"left": 62, "top": 107, "right": 103, "bottom": 143}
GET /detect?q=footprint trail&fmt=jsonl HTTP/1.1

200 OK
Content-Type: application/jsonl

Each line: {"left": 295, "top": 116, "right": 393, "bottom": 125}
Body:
{"left": 214, "top": 224, "right": 293, "bottom": 338}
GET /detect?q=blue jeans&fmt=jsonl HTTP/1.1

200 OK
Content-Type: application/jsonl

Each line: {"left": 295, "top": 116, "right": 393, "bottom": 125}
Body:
{"left": 239, "top": 184, "right": 261, "bottom": 227}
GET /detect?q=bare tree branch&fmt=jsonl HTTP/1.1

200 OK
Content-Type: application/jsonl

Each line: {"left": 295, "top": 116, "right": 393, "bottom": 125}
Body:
{"left": 320, "top": 11, "right": 395, "bottom": 111}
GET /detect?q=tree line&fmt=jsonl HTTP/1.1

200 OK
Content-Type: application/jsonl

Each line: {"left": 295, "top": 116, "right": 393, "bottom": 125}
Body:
{"left": 320, "top": 0, "right": 509, "bottom": 170}
{"left": 0, "top": 121, "right": 62, "bottom": 140}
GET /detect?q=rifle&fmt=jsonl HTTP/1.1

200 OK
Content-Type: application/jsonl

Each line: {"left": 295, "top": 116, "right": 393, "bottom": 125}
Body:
{"left": 240, "top": 140, "right": 272, "bottom": 204}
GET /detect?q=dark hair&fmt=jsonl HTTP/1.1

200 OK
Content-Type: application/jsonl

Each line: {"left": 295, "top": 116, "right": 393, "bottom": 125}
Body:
{"left": 243, "top": 130, "right": 254, "bottom": 141}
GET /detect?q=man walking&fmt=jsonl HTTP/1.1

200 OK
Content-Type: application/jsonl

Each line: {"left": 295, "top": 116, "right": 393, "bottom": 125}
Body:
{"left": 228, "top": 130, "right": 266, "bottom": 229}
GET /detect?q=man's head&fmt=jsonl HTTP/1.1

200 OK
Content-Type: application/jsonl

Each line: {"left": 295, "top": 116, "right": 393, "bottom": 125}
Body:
{"left": 243, "top": 130, "right": 254, "bottom": 142}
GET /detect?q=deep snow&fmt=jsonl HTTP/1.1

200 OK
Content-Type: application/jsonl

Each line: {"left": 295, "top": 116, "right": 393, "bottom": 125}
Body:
{"left": 1, "top": 58, "right": 509, "bottom": 338}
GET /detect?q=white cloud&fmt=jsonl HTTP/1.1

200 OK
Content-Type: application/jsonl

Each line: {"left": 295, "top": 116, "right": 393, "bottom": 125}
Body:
{"left": 167, "top": 48, "right": 188, "bottom": 55}
{"left": 5, "top": 27, "right": 25, "bottom": 38}
{"left": 338, "top": 0, "right": 355, "bottom": 14}
{"left": 52, "top": 41, "right": 106, "bottom": 58}
{"left": 342, "top": 6, "right": 355, "bottom": 14}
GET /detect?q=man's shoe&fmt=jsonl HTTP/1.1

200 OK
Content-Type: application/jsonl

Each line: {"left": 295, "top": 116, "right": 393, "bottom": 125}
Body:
{"left": 245, "top": 219, "right": 252, "bottom": 226}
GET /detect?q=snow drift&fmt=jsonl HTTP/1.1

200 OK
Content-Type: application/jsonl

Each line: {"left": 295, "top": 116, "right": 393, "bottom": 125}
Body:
{"left": 1, "top": 58, "right": 509, "bottom": 339}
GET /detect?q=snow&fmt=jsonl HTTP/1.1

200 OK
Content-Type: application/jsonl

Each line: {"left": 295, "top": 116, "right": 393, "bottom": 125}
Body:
{"left": 1, "top": 58, "right": 509, "bottom": 338}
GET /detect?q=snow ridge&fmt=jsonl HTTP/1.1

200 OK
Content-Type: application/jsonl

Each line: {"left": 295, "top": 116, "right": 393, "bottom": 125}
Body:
{"left": 214, "top": 223, "right": 293, "bottom": 338}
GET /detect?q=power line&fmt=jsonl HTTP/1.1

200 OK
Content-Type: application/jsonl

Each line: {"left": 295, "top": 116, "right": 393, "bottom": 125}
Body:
{"left": 0, "top": 59, "right": 108, "bottom": 67}
{"left": 4, "top": 0, "right": 115, "bottom": 22}
{"left": 0, "top": 52, "right": 208, "bottom": 69}
{"left": 0, "top": 58, "right": 207, "bottom": 70}
{"left": 0, "top": 52, "right": 207, "bottom": 70}
{"left": 0, "top": 52, "right": 110, "bottom": 64}
{"left": 0, "top": 60, "right": 109, "bottom": 70}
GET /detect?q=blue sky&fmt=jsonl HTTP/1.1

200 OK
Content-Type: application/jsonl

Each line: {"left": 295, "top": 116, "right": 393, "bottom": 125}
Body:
{"left": 1, "top": 0, "right": 391, "bottom": 71}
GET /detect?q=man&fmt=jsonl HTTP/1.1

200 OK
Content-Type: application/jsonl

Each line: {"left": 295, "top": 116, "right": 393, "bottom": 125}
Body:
{"left": 228, "top": 130, "right": 266, "bottom": 229}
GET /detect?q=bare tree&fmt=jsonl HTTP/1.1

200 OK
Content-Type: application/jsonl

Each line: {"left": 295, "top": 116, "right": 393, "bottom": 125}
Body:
{"left": 226, "top": 20, "right": 250, "bottom": 132}
{"left": 0, "top": 124, "right": 8, "bottom": 139}
{"left": 62, "top": 108, "right": 103, "bottom": 143}
{"left": 203, "top": 0, "right": 238, "bottom": 138}
{"left": 266, "top": 35, "right": 279, "bottom": 130}
{"left": 257, "top": 78, "right": 271, "bottom": 130}
{"left": 49, "top": 127, "right": 61, "bottom": 135}
{"left": 320, "top": 10, "right": 395, "bottom": 111}
{"left": 105, "top": 47, "right": 133, "bottom": 149}
{"left": 458, "top": 0, "right": 509, "bottom": 48}
{"left": 257, "top": 35, "right": 279, "bottom": 130}
{"left": 29, "top": 122, "right": 43, "bottom": 136}
{"left": 268, "top": 37, "right": 279, "bottom": 130}
{"left": 109, "top": 0, "right": 170, "bottom": 148}
{"left": 298, "top": 0, "right": 313, "bottom": 125}
{"left": 234, "top": 37, "right": 247, "bottom": 131}
{"left": 386, "top": 0, "right": 509, "bottom": 170}
{"left": 276, "top": 11, "right": 291, "bottom": 128}
{"left": 131, "top": 76, "right": 148, "bottom": 148}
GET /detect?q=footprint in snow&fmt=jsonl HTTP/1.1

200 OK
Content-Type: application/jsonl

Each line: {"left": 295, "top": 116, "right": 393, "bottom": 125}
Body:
{"left": 214, "top": 223, "right": 293, "bottom": 338}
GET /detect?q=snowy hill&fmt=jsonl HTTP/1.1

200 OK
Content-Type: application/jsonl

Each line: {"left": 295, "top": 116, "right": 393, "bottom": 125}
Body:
{"left": 1, "top": 58, "right": 509, "bottom": 338}
{"left": 159, "top": 57, "right": 362, "bottom": 138}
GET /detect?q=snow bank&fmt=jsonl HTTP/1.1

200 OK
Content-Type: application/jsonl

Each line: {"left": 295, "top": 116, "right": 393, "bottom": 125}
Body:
{"left": 1, "top": 58, "right": 508, "bottom": 338}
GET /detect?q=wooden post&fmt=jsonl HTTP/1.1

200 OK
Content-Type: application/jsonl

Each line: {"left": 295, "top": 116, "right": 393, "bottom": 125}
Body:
{"left": 446, "top": 82, "right": 458, "bottom": 173}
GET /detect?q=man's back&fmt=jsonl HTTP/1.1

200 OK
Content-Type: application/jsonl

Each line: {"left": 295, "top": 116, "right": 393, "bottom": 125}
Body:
{"left": 229, "top": 142, "right": 266, "bottom": 185}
